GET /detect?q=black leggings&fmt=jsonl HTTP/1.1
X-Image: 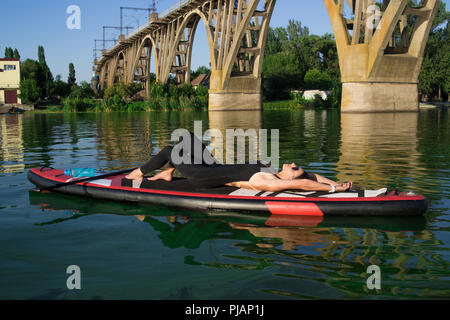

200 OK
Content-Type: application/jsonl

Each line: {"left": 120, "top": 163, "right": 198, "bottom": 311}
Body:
{"left": 139, "top": 132, "right": 266, "bottom": 188}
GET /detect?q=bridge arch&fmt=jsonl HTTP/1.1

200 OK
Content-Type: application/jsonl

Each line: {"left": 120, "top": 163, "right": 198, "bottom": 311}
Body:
{"left": 127, "top": 35, "right": 159, "bottom": 97}
{"left": 113, "top": 50, "right": 127, "bottom": 84}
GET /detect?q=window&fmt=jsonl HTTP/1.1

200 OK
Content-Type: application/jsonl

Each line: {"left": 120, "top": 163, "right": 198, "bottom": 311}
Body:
{"left": 4, "top": 65, "right": 16, "bottom": 71}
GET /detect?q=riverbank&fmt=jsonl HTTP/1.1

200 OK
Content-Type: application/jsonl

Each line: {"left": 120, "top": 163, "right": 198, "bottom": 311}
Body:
{"left": 17, "top": 99, "right": 449, "bottom": 114}
{"left": 420, "top": 102, "right": 450, "bottom": 109}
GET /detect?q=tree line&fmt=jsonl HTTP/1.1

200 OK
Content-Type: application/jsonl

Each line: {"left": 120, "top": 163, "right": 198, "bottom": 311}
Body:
{"left": 4, "top": 47, "right": 20, "bottom": 59}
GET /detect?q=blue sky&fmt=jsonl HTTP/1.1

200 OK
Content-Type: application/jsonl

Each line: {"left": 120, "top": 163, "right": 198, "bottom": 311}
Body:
{"left": 1, "top": 0, "right": 447, "bottom": 83}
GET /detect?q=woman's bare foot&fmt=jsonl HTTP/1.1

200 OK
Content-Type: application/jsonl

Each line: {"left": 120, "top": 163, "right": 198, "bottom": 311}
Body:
{"left": 125, "top": 168, "right": 144, "bottom": 181}
{"left": 147, "top": 167, "right": 175, "bottom": 182}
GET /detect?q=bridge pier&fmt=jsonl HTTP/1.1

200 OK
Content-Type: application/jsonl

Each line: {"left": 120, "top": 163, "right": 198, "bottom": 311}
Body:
{"left": 209, "top": 71, "right": 262, "bottom": 111}
{"left": 325, "top": 0, "right": 440, "bottom": 112}
{"left": 342, "top": 82, "right": 418, "bottom": 112}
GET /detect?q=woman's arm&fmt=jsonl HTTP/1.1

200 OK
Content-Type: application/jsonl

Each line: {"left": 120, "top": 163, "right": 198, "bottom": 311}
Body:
{"left": 249, "top": 174, "right": 351, "bottom": 192}
{"left": 313, "top": 173, "right": 339, "bottom": 186}
{"left": 313, "top": 173, "right": 353, "bottom": 189}
{"left": 250, "top": 175, "right": 330, "bottom": 192}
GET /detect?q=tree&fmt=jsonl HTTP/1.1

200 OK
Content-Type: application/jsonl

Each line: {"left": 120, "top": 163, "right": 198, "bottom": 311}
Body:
{"left": 19, "top": 78, "right": 41, "bottom": 104}
{"left": 13, "top": 48, "right": 20, "bottom": 59}
{"left": 304, "top": 69, "right": 332, "bottom": 91}
{"left": 68, "top": 63, "right": 76, "bottom": 87}
{"left": 38, "top": 46, "right": 46, "bottom": 65}
{"left": 53, "top": 75, "right": 71, "bottom": 98}
{"left": 4, "top": 47, "right": 14, "bottom": 58}
{"left": 418, "top": 2, "right": 449, "bottom": 101}
{"left": 262, "top": 52, "right": 304, "bottom": 100}
{"left": 21, "top": 59, "right": 44, "bottom": 100}
{"left": 37, "top": 45, "right": 54, "bottom": 98}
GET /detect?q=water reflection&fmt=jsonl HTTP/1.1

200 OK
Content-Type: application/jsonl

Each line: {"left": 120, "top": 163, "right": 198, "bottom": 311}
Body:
{"left": 0, "top": 115, "right": 24, "bottom": 173}
{"left": 208, "top": 110, "right": 263, "bottom": 164}
{"left": 29, "top": 191, "right": 446, "bottom": 299}
{"left": 336, "top": 113, "right": 422, "bottom": 190}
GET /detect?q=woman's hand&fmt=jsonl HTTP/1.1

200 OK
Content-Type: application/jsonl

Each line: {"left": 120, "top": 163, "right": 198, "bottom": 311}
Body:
{"left": 335, "top": 181, "right": 353, "bottom": 192}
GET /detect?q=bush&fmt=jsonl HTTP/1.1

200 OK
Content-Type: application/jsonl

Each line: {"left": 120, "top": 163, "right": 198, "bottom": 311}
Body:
{"left": 328, "top": 80, "right": 342, "bottom": 109}
{"left": 196, "top": 84, "right": 209, "bottom": 98}
{"left": 304, "top": 69, "right": 332, "bottom": 91}
{"left": 179, "top": 83, "right": 195, "bottom": 98}
{"left": 61, "top": 97, "right": 98, "bottom": 112}
{"left": 149, "top": 81, "right": 166, "bottom": 99}
{"left": 291, "top": 92, "right": 331, "bottom": 109}
{"left": 92, "top": 80, "right": 208, "bottom": 112}
{"left": 262, "top": 52, "right": 304, "bottom": 100}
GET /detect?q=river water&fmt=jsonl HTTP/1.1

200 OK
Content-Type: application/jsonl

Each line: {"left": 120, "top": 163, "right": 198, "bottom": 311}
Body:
{"left": 0, "top": 108, "right": 448, "bottom": 299}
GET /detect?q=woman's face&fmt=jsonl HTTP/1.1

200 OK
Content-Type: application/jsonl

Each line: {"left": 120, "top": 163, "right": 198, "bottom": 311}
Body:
{"left": 281, "top": 163, "right": 304, "bottom": 180}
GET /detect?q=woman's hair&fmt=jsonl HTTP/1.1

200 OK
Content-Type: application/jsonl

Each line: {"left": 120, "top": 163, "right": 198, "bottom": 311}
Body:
{"left": 296, "top": 171, "right": 318, "bottom": 182}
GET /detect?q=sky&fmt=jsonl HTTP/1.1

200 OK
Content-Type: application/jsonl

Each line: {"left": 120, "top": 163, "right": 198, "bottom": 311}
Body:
{"left": 1, "top": 0, "right": 447, "bottom": 83}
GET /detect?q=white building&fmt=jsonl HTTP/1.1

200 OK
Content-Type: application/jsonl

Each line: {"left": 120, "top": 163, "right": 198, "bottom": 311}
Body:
{"left": 0, "top": 58, "right": 21, "bottom": 105}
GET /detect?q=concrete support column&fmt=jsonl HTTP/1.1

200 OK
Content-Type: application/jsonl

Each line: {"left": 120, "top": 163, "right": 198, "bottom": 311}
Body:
{"left": 209, "top": 71, "right": 262, "bottom": 111}
{"left": 342, "top": 82, "right": 419, "bottom": 112}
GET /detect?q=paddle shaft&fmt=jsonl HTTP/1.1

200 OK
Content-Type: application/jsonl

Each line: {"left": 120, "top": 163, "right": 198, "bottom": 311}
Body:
{"left": 36, "top": 167, "right": 138, "bottom": 192}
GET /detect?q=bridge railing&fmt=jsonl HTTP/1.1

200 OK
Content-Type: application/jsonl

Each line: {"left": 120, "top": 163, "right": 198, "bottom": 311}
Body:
{"left": 102, "top": 0, "right": 197, "bottom": 55}
{"left": 159, "top": 0, "right": 195, "bottom": 18}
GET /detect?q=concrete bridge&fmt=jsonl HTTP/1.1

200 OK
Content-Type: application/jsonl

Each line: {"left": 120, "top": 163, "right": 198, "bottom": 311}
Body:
{"left": 92, "top": 0, "right": 440, "bottom": 112}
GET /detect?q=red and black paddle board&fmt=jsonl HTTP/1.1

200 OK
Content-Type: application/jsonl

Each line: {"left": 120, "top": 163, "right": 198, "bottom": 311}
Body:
{"left": 27, "top": 167, "right": 428, "bottom": 216}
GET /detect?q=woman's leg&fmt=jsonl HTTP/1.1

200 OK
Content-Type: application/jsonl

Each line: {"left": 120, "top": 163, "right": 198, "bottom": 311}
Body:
{"left": 176, "top": 130, "right": 217, "bottom": 165}
{"left": 147, "top": 165, "right": 175, "bottom": 181}
{"left": 126, "top": 146, "right": 174, "bottom": 180}
{"left": 127, "top": 131, "right": 219, "bottom": 181}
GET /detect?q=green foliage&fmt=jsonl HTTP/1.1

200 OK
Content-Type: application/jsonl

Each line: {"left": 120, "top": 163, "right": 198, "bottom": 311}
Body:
{"left": 4, "top": 47, "right": 14, "bottom": 58}
{"left": 292, "top": 93, "right": 329, "bottom": 109}
{"left": 36, "top": 46, "right": 53, "bottom": 98}
{"left": 418, "top": 2, "right": 449, "bottom": 101}
{"left": 90, "top": 80, "right": 208, "bottom": 112}
{"left": 191, "top": 65, "right": 211, "bottom": 80}
{"left": 4, "top": 47, "right": 20, "bottom": 59}
{"left": 61, "top": 96, "right": 97, "bottom": 112}
{"left": 53, "top": 75, "right": 71, "bottom": 97}
{"left": 68, "top": 63, "right": 76, "bottom": 87}
{"left": 179, "top": 83, "right": 195, "bottom": 97}
{"left": 60, "top": 82, "right": 101, "bottom": 112}
{"left": 18, "top": 78, "right": 41, "bottom": 104}
{"left": 38, "top": 46, "right": 46, "bottom": 64}
{"left": 20, "top": 59, "right": 44, "bottom": 103}
{"left": 263, "top": 20, "right": 340, "bottom": 102}
{"left": 262, "top": 52, "right": 303, "bottom": 100}
{"left": 328, "top": 80, "right": 342, "bottom": 109}
{"left": 13, "top": 49, "right": 20, "bottom": 59}
{"left": 196, "top": 84, "right": 209, "bottom": 98}
{"left": 304, "top": 69, "right": 332, "bottom": 90}
{"left": 149, "top": 81, "right": 166, "bottom": 99}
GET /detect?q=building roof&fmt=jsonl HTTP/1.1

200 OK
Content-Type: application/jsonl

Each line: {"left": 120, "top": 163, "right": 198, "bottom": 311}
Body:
{"left": 0, "top": 58, "right": 20, "bottom": 62}
{"left": 191, "top": 73, "right": 210, "bottom": 87}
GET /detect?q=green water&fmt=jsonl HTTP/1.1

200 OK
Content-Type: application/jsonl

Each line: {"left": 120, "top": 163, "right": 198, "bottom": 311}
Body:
{"left": 0, "top": 108, "right": 449, "bottom": 299}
